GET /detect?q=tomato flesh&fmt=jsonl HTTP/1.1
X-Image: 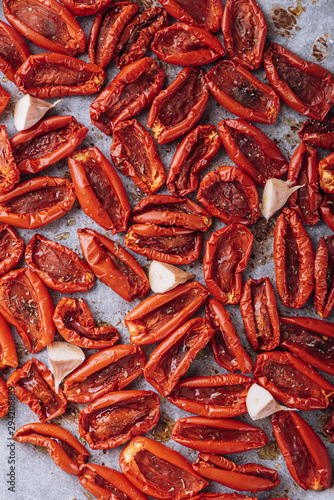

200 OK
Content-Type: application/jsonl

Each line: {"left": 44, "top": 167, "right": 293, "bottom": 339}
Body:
{"left": 3, "top": 186, "right": 69, "bottom": 214}
{"left": 0, "top": 33, "right": 24, "bottom": 70}
{"left": 158, "top": 28, "right": 207, "bottom": 55}
{"left": 0, "top": 228, "right": 15, "bottom": 261}
{"left": 162, "top": 327, "right": 203, "bottom": 376}
{"left": 251, "top": 281, "right": 274, "bottom": 349}
{"left": 181, "top": 425, "right": 263, "bottom": 443}
{"left": 95, "top": 6, "right": 123, "bottom": 64}
{"left": 200, "top": 178, "right": 252, "bottom": 221}
{"left": 229, "top": 129, "right": 274, "bottom": 179}
{"left": 285, "top": 223, "right": 300, "bottom": 303}
{"left": 84, "top": 470, "right": 130, "bottom": 500}
{"left": 174, "top": 0, "right": 215, "bottom": 26}
{"left": 171, "top": 383, "right": 249, "bottom": 407}
{"left": 231, "top": 0, "right": 257, "bottom": 56}
{"left": 24, "top": 63, "right": 92, "bottom": 88}
{"left": 133, "top": 232, "right": 196, "bottom": 255}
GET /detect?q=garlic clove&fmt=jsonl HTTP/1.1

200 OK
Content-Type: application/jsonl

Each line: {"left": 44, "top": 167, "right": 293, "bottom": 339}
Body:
{"left": 14, "top": 95, "right": 62, "bottom": 132}
{"left": 260, "top": 178, "right": 304, "bottom": 220}
{"left": 246, "top": 384, "right": 296, "bottom": 420}
{"left": 149, "top": 260, "right": 195, "bottom": 294}
{"left": 47, "top": 341, "right": 85, "bottom": 392}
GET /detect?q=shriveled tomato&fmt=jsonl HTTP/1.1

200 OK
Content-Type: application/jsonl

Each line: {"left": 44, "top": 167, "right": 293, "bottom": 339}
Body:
{"left": 0, "top": 224, "right": 24, "bottom": 278}
{"left": 298, "top": 116, "right": 334, "bottom": 149}
{"left": 319, "top": 151, "right": 334, "bottom": 194}
{"left": 0, "top": 84, "right": 10, "bottom": 115}
{"left": 158, "top": 0, "right": 223, "bottom": 33}
{"left": 0, "top": 376, "right": 8, "bottom": 418}
{"left": 321, "top": 194, "right": 334, "bottom": 232}
{"left": 0, "top": 312, "right": 18, "bottom": 370}
{"left": 314, "top": 236, "right": 334, "bottom": 319}
{"left": 0, "top": 125, "right": 20, "bottom": 194}
{"left": 0, "top": 19, "right": 30, "bottom": 81}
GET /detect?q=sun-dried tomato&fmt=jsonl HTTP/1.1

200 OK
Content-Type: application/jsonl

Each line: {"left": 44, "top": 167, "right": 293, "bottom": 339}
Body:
{"left": 0, "top": 125, "right": 20, "bottom": 194}
{"left": 319, "top": 151, "right": 334, "bottom": 194}
{"left": 298, "top": 116, "right": 334, "bottom": 149}
{"left": 158, "top": 0, "right": 223, "bottom": 33}
{"left": 0, "top": 376, "right": 8, "bottom": 418}
{"left": 0, "top": 224, "right": 24, "bottom": 279}
{"left": 0, "top": 84, "right": 10, "bottom": 115}
{"left": 61, "top": 0, "right": 115, "bottom": 16}
{"left": 314, "top": 235, "right": 334, "bottom": 319}
{"left": 0, "top": 20, "right": 30, "bottom": 81}
{"left": 0, "top": 312, "right": 17, "bottom": 370}
{"left": 321, "top": 194, "right": 334, "bottom": 232}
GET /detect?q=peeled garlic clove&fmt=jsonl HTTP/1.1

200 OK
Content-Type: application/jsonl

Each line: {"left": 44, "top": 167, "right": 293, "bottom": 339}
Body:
{"left": 14, "top": 95, "right": 62, "bottom": 131}
{"left": 260, "top": 178, "right": 303, "bottom": 220}
{"left": 47, "top": 341, "right": 85, "bottom": 392}
{"left": 246, "top": 384, "right": 295, "bottom": 420}
{"left": 149, "top": 260, "right": 195, "bottom": 293}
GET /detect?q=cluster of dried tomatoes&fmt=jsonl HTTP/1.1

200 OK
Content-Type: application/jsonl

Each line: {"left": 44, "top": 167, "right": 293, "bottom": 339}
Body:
{"left": 0, "top": 0, "right": 334, "bottom": 499}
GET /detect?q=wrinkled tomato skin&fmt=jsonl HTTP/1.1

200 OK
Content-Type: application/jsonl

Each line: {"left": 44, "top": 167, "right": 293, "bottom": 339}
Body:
{"left": 11, "top": 115, "right": 88, "bottom": 175}
{"left": 222, "top": 0, "right": 267, "bottom": 70}
{"left": 203, "top": 224, "right": 253, "bottom": 305}
{"left": 254, "top": 351, "right": 334, "bottom": 410}
{"left": 319, "top": 151, "right": 334, "bottom": 194}
{"left": 263, "top": 42, "right": 334, "bottom": 120}
{"left": 314, "top": 236, "right": 334, "bottom": 319}
{"left": 63, "top": 344, "right": 145, "bottom": 403}
{"left": 78, "top": 390, "right": 160, "bottom": 450}
{"left": 272, "top": 411, "right": 332, "bottom": 491}
{"left": 90, "top": 57, "right": 165, "bottom": 135}
{"left": 3, "top": 0, "right": 86, "bottom": 56}
{"left": 69, "top": 147, "right": 130, "bottom": 233}
{"left": 61, "top": 0, "right": 116, "bottom": 16}
{"left": 151, "top": 23, "right": 225, "bottom": 66}
{"left": 0, "top": 125, "right": 20, "bottom": 194}
{"left": 217, "top": 119, "right": 288, "bottom": 186}
{"left": 166, "top": 125, "right": 221, "bottom": 197}
{"left": 110, "top": 119, "right": 166, "bottom": 195}
{"left": 147, "top": 66, "right": 209, "bottom": 145}
{"left": 14, "top": 53, "right": 106, "bottom": 99}
{"left": 197, "top": 166, "right": 260, "bottom": 226}
{"left": 0, "top": 268, "right": 54, "bottom": 354}
{"left": 119, "top": 436, "right": 208, "bottom": 499}
{"left": 205, "top": 60, "right": 280, "bottom": 125}
{"left": 0, "top": 176, "right": 76, "bottom": 229}
{"left": 205, "top": 298, "right": 253, "bottom": 374}
{"left": 7, "top": 358, "right": 67, "bottom": 421}
{"left": 0, "top": 20, "right": 30, "bottom": 81}
{"left": 287, "top": 141, "right": 322, "bottom": 225}
{"left": 172, "top": 417, "right": 268, "bottom": 454}
{"left": 321, "top": 194, "right": 334, "bottom": 232}
{"left": 78, "top": 228, "right": 149, "bottom": 303}
{"left": 0, "top": 224, "right": 24, "bottom": 279}
{"left": 13, "top": 422, "right": 90, "bottom": 476}
{"left": 280, "top": 316, "right": 334, "bottom": 375}
{"left": 0, "top": 376, "right": 9, "bottom": 418}
{"left": 0, "top": 85, "right": 10, "bottom": 115}
{"left": 298, "top": 116, "right": 334, "bottom": 149}
{"left": 79, "top": 463, "right": 149, "bottom": 500}
{"left": 144, "top": 317, "right": 214, "bottom": 396}
{"left": 158, "top": 0, "right": 223, "bottom": 33}
{"left": 124, "top": 281, "right": 210, "bottom": 345}
{"left": 88, "top": 3, "right": 139, "bottom": 69}
{"left": 240, "top": 277, "right": 280, "bottom": 352}
{"left": 0, "top": 312, "right": 17, "bottom": 370}
{"left": 273, "top": 208, "right": 315, "bottom": 309}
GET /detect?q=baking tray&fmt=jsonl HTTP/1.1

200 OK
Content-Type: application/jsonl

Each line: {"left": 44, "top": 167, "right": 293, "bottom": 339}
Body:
{"left": 0, "top": 0, "right": 333, "bottom": 499}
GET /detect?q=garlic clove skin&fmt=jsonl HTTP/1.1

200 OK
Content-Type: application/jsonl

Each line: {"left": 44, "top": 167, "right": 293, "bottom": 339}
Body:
{"left": 260, "top": 179, "right": 304, "bottom": 220}
{"left": 47, "top": 341, "right": 85, "bottom": 392}
{"left": 14, "top": 95, "right": 62, "bottom": 132}
{"left": 246, "top": 383, "right": 296, "bottom": 420}
{"left": 149, "top": 260, "right": 195, "bottom": 294}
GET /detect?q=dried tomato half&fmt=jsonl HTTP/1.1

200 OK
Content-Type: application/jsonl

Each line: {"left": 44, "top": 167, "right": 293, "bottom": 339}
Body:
{"left": 280, "top": 316, "right": 334, "bottom": 375}
{"left": 53, "top": 297, "right": 119, "bottom": 350}
{"left": 166, "top": 124, "right": 221, "bottom": 197}
{"left": 79, "top": 390, "right": 160, "bottom": 450}
{"left": 90, "top": 57, "right": 165, "bottom": 135}
{"left": 151, "top": 23, "right": 225, "bottom": 66}
{"left": 131, "top": 195, "right": 212, "bottom": 231}
{"left": 254, "top": 351, "right": 334, "bottom": 410}
{"left": 167, "top": 374, "right": 254, "bottom": 418}
{"left": 144, "top": 317, "right": 214, "bottom": 396}
{"left": 263, "top": 42, "right": 334, "bottom": 121}
{"left": 88, "top": 2, "right": 139, "bottom": 69}
{"left": 0, "top": 224, "right": 24, "bottom": 278}
{"left": 68, "top": 147, "right": 130, "bottom": 233}
{"left": 172, "top": 417, "right": 268, "bottom": 454}
{"left": 124, "top": 281, "right": 210, "bottom": 345}
{"left": 119, "top": 436, "right": 208, "bottom": 499}
{"left": 14, "top": 422, "right": 89, "bottom": 476}
{"left": 205, "top": 298, "right": 252, "bottom": 374}
{"left": 193, "top": 453, "right": 280, "bottom": 493}
{"left": 206, "top": 60, "right": 280, "bottom": 125}
{"left": 321, "top": 194, "right": 334, "bottom": 232}
{"left": 272, "top": 410, "right": 332, "bottom": 490}
{"left": 15, "top": 53, "right": 106, "bottom": 99}
{"left": 61, "top": 0, "right": 115, "bottom": 16}
{"left": 0, "top": 84, "right": 10, "bottom": 115}
{"left": 0, "top": 125, "right": 20, "bottom": 194}
{"left": 319, "top": 151, "right": 334, "bottom": 194}
{"left": 0, "top": 19, "right": 30, "bottom": 81}
{"left": 124, "top": 224, "right": 202, "bottom": 265}
{"left": 203, "top": 224, "right": 253, "bottom": 305}
{"left": 0, "top": 176, "right": 76, "bottom": 229}
{"left": 147, "top": 66, "right": 209, "bottom": 145}
{"left": 0, "top": 268, "right": 55, "bottom": 353}
{"left": 158, "top": 0, "right": 223, "bottom": 33}
{"left": 240, "top": 277, "right": 280, "bottom": 352}
{"left": 63, "top": 344, "right": 145, "bottom": 403}
{"left": 0, "top": 375, "right": 8, "bottom": 418}
{"left": 114, "top": 6, "right": 168, "bottom": 69}
{"left": 11, "top": 115, "right": 88, "bottom": 175}
{"left": 217, "top": 118, "right": 288, "bottom": 186}
{"left": 222, "top": 0, "right": 267, "bottom": 70}
{"left": 273, "top": 208, "right": 315, "bottom": 308}
{"left": 7, "top": 358, "right": 67, "bottom": 421}
{"left": 110, "top": 119, "right": 166, "bottom": 195}
{"left": 78, "top": 228, "right": 149, "bottom": 302}
{"left": 314, "top": 235, "right": 334, "bottom": 319}
{"left": 3, "top": 0, "right": 86, "bottom": 55}
{"left": 298, "top": 116, "right": 334, "bottom": 149}
{"left": 197, "top": 166, "right": 260, "bottom": 226}
{"left": 0, "top": 312, "right": 17, "bottom": 370}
